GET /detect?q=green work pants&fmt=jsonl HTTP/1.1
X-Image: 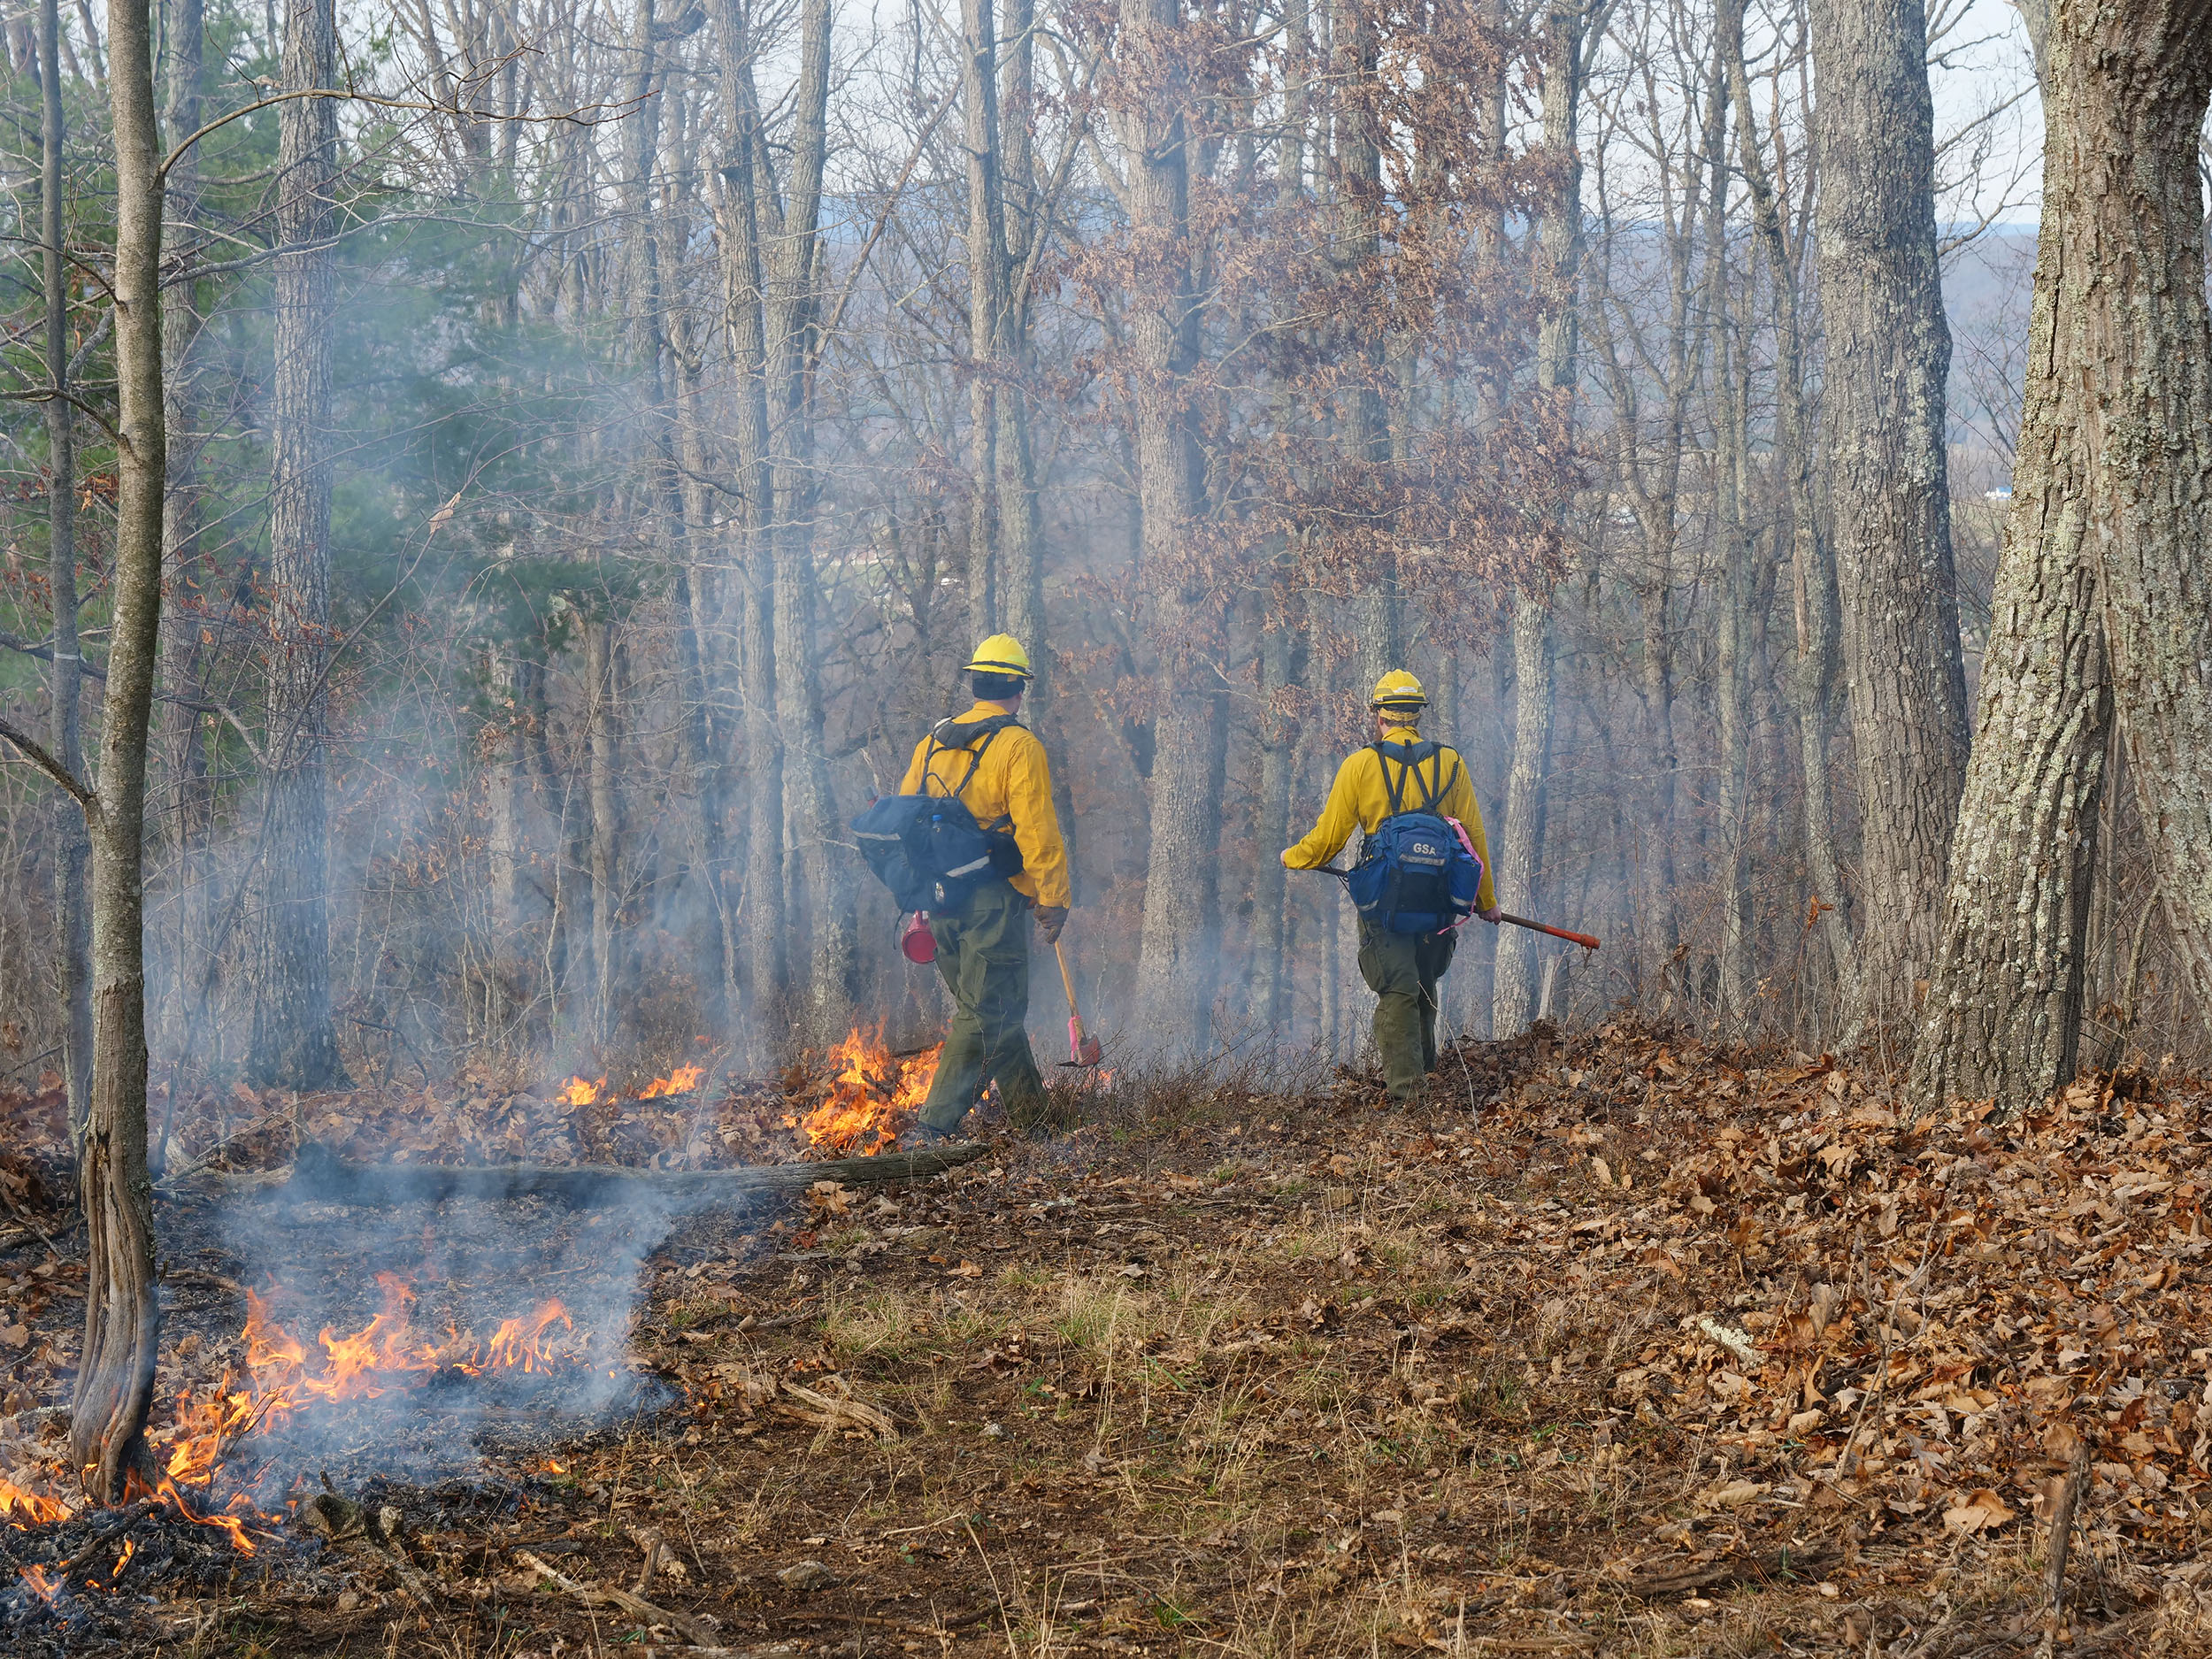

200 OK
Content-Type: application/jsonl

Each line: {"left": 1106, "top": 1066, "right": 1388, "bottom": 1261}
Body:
{"left": 1357, "top": 921, "right": 1457, "bottom": 1102}
{"left": 919, "top": 882, "right": 1048, "bottom": 1133}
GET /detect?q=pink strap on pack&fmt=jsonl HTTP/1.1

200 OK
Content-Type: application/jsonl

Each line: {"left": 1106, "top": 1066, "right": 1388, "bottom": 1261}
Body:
{"left": 1444, "top": 818, "right": 1487, "bottom": 932}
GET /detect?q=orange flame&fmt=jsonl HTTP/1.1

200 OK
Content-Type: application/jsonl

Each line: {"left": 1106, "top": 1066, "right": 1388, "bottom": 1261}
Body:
{"left": 19, "top": 1563, "right": 61, "bottom": 1601}
{"left": 0, "top": 1478, "right": 71, "bottom": 1527}
{"left": 556, "top": 1076, "right": 604, "bottom": 1107}
{"left": 792, "top": 1028, "right": 941, "bottom": 1154}
{"left": 108, "top": 1538, "right": 135, "bottom": 1581}
{"left": 637, "top": 1064, "right": 705, "bottom": 1100}
{"left": 143, "top": 1274, "right": 588, "bottom": 1556}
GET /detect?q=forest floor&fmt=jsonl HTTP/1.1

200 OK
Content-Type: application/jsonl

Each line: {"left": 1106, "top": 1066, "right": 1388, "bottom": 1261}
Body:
{"left": 6, "top": 1020, "right": 2212, "bottom": 1656}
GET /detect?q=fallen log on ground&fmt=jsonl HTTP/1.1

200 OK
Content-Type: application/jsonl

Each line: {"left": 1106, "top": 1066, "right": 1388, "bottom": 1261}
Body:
{"left": 219, "top": 1140, "right": 990, "bottom": 1207}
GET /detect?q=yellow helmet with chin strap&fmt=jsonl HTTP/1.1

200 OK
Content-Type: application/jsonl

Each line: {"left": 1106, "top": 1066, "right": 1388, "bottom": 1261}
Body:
{"left": 964, "top": 633, "right": 1033, "bottom": 680}
{"left": 1369, "top": 669, "right": 1427, "bottom": 713}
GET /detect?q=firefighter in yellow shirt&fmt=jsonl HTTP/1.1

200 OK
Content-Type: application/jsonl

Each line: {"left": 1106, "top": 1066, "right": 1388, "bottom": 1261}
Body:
{"left": 1283, "top": 671, "right": 1501, "bottom": 1102}
{"left": 900, "top": 634, "right": 1071, "bottom": 1141}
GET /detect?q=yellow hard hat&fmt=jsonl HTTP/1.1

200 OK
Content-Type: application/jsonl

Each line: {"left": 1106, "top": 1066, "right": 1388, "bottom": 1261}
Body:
{"left": 964, "top": 633, "right": 1033, "bottom": 680}
{"left": 1370, "top": 669, "right": 1427, "bottom": 710}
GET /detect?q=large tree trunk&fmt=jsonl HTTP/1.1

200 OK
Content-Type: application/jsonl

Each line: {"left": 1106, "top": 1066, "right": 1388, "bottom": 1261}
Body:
{"left": 1493, "top": 0, "right": 1586, "bottom": 1039}
{"left": 1810, "top": 0, "right": 1970, "bottom": 1041}
{"left": 41, "top": 0, "right": 89, "bottom": 1133}
{"left": 1122, "top": 0, "right": 1226, "bottom": 1058}
{"left": 1913, "top": 0, "right": 2212, "bottom": 1113}
{"left": 2062, "top": 12, "right": 2212, "bottom": 1016}
{"left": 71, "top": 0, "right": 165, "bottom": 1501}
{"left": 251, "top": 0, "right": 344, "bottom": 1089}
{"left": 1720, "top": 0, "right": 1851, "bottom": 1006}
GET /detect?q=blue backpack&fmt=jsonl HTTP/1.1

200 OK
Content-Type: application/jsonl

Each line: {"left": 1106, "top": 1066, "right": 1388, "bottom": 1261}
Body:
{"left": 850, "top": 714, "right": 1025, "bottom": 914}
{"left": 1346, "top": 741, "right": 1484, "bottom": 935}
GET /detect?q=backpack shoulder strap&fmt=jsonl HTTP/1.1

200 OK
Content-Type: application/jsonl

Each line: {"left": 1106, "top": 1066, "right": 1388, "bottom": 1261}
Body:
{"left": 1371, "top": 744, "right": 1404, "bottom": 818}
{"left": 927, "top": 714, "right": 1022, "bottom": 804}
{"left": 1417, "top": 743, "right": 1455, "bottom": 813}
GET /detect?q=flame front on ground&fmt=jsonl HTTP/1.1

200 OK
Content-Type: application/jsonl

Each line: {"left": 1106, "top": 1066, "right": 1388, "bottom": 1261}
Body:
{"left": 137, "top": 1274, "right": 588, "bottom": 1555}
{"left": 795, "top": 1028, "right": 941, "bottom": 1154}
{"left": 638, "top": 1064, "right": 705, "bottom": 1099}
{"left": 556, "top": 1076, "right": 604, "bottom": 1106}
{"left": 0, "top": 1478, "right": 70, "bottom": 1526}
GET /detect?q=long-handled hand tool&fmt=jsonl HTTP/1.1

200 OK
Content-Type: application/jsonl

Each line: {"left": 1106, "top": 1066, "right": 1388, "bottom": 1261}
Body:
{"left": 1299, "top": 865, "right": 1599, "bottom": 951}
{"left": 1052, "top": 939, "right": 1102, "bottom": 1068}
{"left": 1498, "top": 912, "right": 1601, "bottom": 951}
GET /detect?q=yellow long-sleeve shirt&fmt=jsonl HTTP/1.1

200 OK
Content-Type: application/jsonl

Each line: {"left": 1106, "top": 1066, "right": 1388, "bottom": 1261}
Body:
{"left": 898, "top": 702, "right": 1071, "bottom": 909}
{"left": 1282, "top": 726, "right": 1497, "bottom": 912}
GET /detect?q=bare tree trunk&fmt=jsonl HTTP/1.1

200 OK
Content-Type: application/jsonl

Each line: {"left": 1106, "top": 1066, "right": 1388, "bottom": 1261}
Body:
{"left": 1248, "top": 605, "right": 1294, "bottom": 1028}
{"left": 2062, "top": 12, "right": 2212, "bottom": 1016}
{"left": 251, "top": 0, "right": 343, "bottom": 1089}
{"left": 70, "top": 0, "right": 165, "bottom": 1499}
{"left": 996, "top": 0, "right": 1046, "bottom": 689}
{"left": 671, "top": 354, "right": 740, "bottom": 1034}
{"left": 157, "top": 0, "right": 211, "bottom": 1071}
{"left": 1721, "top": 0, "right": 1851, "bottom": 1002}
{"left": 1494, "top": 0, "right": 1586, "bottom": 1039}
{"left": 712, "top": 0, "right": 787, "bottom": 1038}
{"left": 764, "top": 0, "right": 853, "bottom": 1039}
{"left": 1914, "top": 0, "right": 2212, "bottom": 1113}
{"left": 1716, "top": 267, "right": 1756, "bottom": 1023}
{"left": 486, "top": 642, "right": 525, "bottom": 943}
{"left": 962, "top": 0, "right": 1005, "bottom": 642}
{"left": 1122, "top": 0, "right": 1226, "bottom": 1057}
{"left": 41, "top": 0, "right": 89, "bottom": 1133}
{"left": 586, "top": 621, "right": 620, "bottom": 1051}
{"left": 1811, "top": 0, "right": 1970, "bottom": 1041}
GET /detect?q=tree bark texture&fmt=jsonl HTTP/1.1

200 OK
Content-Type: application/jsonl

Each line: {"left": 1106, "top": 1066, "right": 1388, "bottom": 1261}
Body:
{"left": 251, "top": 0, "right": 344, "bottom": 1089}
{"left": 1493, "top": 0, "right": 1584, "bottom": 1039}
{"left": 2055, "top": 8, "right": 2212, "bottom": 1016}
{"left": 70, "top": 0, "right": 165, "bottom": 1501}
{"left": 1913, "top": 0, "right": 2212, "bottom": 1112}
{"left": 41, "top": 0, "right": 89, "bottom": 1133}
{"left": 1121, "top": 0, "right": 1227, "bottom": 1058}
{"left": 1721, "top": 0, "right": 1852, "bottom": 1002}
{"left": 1810, "top": 0, "right": 1970, "bottom": 1039}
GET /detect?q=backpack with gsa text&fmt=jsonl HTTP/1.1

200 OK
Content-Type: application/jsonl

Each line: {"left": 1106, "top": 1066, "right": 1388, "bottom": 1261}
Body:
{"left": 1345, "top": 741, "right": 1484, "bottom": 935}
{"left": 849, "top": 714, "right": 1025, "bottom": 914}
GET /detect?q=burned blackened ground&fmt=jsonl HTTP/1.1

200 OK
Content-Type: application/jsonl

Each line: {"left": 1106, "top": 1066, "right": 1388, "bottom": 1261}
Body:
{"left": 8, "top": 1026, "right": 2212, "bottom": 1655}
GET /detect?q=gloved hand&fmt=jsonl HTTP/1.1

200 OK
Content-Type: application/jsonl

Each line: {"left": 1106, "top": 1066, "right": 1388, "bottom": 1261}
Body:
{"left": 1479, "top": 905, "right": 1502, "bottom": 926}
{"left": 1035, "top": 905, "right": 1068, "bottom": 943}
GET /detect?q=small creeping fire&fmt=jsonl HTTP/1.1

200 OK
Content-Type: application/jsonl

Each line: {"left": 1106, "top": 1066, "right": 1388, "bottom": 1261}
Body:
{"left": 791, "top": 1028, "right": 941, "bottom": 1154}
{"left": 555, "top": 1064, "right": 705, "bottom": 1109}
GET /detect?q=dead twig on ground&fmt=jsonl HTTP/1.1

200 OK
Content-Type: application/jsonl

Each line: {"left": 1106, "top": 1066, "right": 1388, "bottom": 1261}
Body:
{"left": 2036, "top": 1432, "right": 2091, "bottom": 1659}
{"left": 516, "top": 1548, "right": 722, "bottom": 1647}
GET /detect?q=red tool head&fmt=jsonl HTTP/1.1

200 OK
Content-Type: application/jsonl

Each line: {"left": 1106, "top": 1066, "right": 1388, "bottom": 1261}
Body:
{"left": 900, "top": 913, "right": 937, "bottom": 964}
{"left": 1061, "top": 1018, "right": 1102, "bottom": 1068}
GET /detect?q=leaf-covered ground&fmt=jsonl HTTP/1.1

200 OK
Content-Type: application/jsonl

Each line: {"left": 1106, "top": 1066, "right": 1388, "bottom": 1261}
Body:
{"left": 7, "top": 1022, "right": 2212, "bottom": 1655}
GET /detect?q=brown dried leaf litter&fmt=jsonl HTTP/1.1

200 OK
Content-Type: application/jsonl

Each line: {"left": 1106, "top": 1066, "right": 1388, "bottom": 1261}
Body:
{"left": 12, "top": 1023, "right": 2212, "bottom": 1655}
